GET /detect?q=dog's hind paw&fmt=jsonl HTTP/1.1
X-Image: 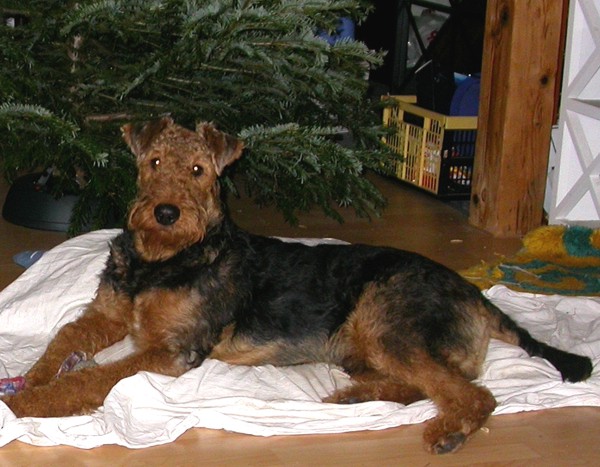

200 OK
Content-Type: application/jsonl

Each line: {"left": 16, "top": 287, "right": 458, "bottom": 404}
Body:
{"left": 429, "top": 432, "right": 467, "bottom": 454}
{"left": 323, "top": 394, "right": 364, "bottom": 404}
{"left": 322, "top": 386, "right": 373, "bottom": 405}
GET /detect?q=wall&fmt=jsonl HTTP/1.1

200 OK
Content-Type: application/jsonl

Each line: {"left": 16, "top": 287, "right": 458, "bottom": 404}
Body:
{"left": 546, "top": 0, "right": 600, "bottom": 226}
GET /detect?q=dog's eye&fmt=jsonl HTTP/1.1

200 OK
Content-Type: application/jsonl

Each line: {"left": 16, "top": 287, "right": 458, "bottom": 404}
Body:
{"left": 192, "top": 164, "right": 204, "bottom": 177}
{"left": 151, "top": 158, "right": 160, "bottom": 170}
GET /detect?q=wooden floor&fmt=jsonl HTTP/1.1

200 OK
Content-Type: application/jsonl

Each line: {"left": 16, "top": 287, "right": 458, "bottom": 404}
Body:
{"left": 1, "top": 174, "right": 598, "bottom": 465}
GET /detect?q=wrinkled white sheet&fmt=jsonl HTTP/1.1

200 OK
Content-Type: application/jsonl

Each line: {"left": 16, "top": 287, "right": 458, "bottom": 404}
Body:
{"left": 0, "top": 229, "right": 598, "bottom": 449}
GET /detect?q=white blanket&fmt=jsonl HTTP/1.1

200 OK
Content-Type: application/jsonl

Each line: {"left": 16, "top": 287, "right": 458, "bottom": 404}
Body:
{"left": 0, "top": 229, "right": 598, "bottom": 449}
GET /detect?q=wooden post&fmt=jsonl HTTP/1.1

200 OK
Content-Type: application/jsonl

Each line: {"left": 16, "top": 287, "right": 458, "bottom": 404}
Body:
{"left": 469, "top": 0, "right": 565, "bottom": 237}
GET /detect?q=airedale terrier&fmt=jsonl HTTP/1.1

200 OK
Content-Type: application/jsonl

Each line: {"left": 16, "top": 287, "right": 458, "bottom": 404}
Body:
{"left": 1, "top": 118, "right": 593, "bottom": 454}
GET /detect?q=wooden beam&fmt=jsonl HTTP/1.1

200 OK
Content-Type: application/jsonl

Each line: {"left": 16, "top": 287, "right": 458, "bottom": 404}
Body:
{"left": 469, "top": 0, "right": 564, "bottom": 237}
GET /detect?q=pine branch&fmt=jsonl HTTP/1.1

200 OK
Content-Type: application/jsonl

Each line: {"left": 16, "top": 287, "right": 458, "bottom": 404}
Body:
{"left": 1, "top": 0, "right": 390, "bottom": 233}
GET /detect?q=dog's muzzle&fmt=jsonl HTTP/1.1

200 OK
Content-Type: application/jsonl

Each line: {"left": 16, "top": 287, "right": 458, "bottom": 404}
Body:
{"left": 154, "top": 204, "right": 180, "bottom": 226}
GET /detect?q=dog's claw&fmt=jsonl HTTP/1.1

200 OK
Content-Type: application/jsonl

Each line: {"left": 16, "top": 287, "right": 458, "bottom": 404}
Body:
{"left": 431, "top": 432, "right": 467, "bottom": 454}
{"left": 326, "top": 396, "right": 363, "bottom": 405}
{"left": 184, "top": 350, "right": 202, "bottom": 368}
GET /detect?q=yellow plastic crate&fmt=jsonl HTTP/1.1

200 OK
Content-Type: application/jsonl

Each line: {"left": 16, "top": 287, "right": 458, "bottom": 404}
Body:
{"left": 382, "top": 96, "right": 478, "bottom": 198}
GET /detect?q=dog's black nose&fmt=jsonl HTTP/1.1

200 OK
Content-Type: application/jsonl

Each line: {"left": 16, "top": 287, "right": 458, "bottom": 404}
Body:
{"left": 154, "top": 204, "right": 180, "bottom": 226}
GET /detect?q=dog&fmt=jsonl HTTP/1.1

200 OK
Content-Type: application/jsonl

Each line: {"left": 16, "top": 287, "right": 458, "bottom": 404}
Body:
{"left": 1, "top": 118, "right": 593, "bottom": 454}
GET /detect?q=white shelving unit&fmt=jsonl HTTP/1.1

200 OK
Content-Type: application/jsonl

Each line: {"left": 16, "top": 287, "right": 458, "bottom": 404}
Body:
{"left": 547, "top": 0, "right": 600, "bottom": 226}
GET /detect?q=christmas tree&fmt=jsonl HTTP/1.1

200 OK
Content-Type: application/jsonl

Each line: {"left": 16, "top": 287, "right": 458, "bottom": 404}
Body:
{"left": 0, "top": 0, "right": 390, "bottom": 233}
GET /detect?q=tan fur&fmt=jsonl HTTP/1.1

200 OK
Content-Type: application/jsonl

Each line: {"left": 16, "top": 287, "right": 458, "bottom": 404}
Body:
{"left": 125, "top": 119, "right": 243, "bottom": 262}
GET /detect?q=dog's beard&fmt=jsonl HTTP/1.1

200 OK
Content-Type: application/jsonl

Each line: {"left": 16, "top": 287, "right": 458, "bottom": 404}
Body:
{"left": 128, "top": 203, "right": 206, "bottom": 262}
{"left": 132, "top": 228, "right": 203, "bottom": 262}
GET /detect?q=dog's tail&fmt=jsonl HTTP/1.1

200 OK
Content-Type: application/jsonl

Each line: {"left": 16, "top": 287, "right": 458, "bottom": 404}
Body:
{"left": 485, "top": 300, "right": 593, "bottom": 382}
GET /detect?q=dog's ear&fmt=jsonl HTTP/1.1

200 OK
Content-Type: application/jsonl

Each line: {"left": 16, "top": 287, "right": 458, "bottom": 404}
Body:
{"left": 121, "top": 117, "right": 173, "bottom": 158}
{"left": 196, "top": 122, "right": 244, "bottom": 175}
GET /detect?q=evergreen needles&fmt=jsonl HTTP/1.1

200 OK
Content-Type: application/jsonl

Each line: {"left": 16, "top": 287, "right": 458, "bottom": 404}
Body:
{"left": 1, "top": 0, "right": 391, "bottom": 233}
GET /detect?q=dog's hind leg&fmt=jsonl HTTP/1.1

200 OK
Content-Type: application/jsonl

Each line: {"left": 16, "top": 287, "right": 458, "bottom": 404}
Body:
{"left": 323, "top": 370, "right": 425, "bottom": 406}
{"left": 375, "top": 351, "right": 496, "bottom": 454}
{"left": 406, "top": 353, "right": 496, "bottom": 454}
{"left": 327, "top": 348, "right": 495, "bottom": 453}
{"left": 326, "top": 287, "right": 495, "bottom": 453}
{"left": 23, "top": 283, "right": 132, "bottom": 388}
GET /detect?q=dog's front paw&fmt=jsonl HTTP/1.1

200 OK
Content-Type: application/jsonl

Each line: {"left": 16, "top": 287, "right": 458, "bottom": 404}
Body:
{"left": 1, "top": 392, "right": 31, "bottom": 418}
{"left": 3, "top": 391, "right": 78, "bottom": 418}
{"left": 1, "top": 389, "right": 54, "bottom": 418}
{"left": 0, "top": 374, "right": 98, "bottom": 418}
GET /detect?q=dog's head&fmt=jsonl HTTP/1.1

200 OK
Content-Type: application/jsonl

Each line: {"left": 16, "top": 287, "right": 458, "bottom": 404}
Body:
{"left": 121, "top": 117, "right": 244, "bottom": 262}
